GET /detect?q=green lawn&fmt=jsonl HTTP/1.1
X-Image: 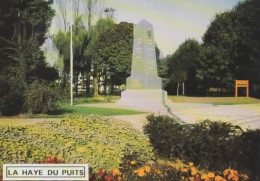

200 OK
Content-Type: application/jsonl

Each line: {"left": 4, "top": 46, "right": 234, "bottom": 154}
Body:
{"left": 168, "top": 96, "right": 260, "bottom": 105}
{"left": 74, "top": 94, "right": 120, "bottom": 105}
{"left": 26, "top": 103, "right": 144, "bottom": 118}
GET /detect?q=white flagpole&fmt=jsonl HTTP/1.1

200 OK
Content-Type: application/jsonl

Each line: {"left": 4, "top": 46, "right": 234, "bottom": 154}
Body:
{"left": 70, "top": 0, "right": 74, "bottom": 106}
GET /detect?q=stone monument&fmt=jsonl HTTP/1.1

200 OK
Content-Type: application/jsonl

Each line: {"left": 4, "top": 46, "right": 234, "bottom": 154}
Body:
{"left": 117, "top": 20, "right": 170, "bottom": 110}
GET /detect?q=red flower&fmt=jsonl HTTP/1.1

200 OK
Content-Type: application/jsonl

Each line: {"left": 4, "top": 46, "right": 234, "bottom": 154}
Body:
{"left": 104, "top": 175, "right": 114, "bottom": 181}
{"left": 46, "top": 156, "right": 51, "bottom": 162}
{"left": 97, "top": 169, "right": 104, "bottom": 177}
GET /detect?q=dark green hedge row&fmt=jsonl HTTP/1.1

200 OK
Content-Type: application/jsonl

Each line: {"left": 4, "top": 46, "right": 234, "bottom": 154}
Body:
{"left": 144, "top": 114, "right": 260, "bottom": 178}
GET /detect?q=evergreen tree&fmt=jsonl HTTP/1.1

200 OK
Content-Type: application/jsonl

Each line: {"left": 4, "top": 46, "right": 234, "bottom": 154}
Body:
{"left": 0, "top": 0, "right": 55, "bottom": 115}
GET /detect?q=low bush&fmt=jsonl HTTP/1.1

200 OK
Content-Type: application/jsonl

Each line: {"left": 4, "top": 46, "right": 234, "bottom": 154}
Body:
{"left": 144, "top": 114, "right": 259, "bottom": 178}
{"left": 0, "top": 115, "right": 153, "bottom": 172}
{"left": 0, "top": 78, "right": 25, "bottom": 116}
{"left": 23, "top": 81, "right": 62, "bottom": 114}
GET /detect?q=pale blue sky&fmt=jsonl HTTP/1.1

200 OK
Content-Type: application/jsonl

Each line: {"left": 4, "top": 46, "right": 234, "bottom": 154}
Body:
{"left": 107, "top": 0, "right": 243, "bottom": 56}
{"left": 49, "top": 0, "right": 243, "bottom": 56}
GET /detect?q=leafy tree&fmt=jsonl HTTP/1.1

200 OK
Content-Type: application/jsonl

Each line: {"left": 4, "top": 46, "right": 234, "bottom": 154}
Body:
{"left": 196, "top": 45, "right": 234, "bottom": 94}
{"left": 167, "top": 39, "right": 201, "bottom": 95}
{"left": 72, "top": 17, "right": 89, "bottom": 94}
{"left": 85, "top": 17, "right": 115, "bottom": 96}
{"left": 53, "top": 16, "right": 88, "bottom": 92}
{"left": 197, "top": 0, "right": 260, "bottom": 96}
{"left": 85, "top": 0, "right": 98, "bottom": 29}
{"left": 93, "top": 21, "right": 133, "bottom": 94}
{"left": 53, "top": 30, "right": 70, "bottom": 86}
{"left": 197, "top": 11, "right": 238, "bottom": 95}
{"left": 156, "top": 46, "right": 170, "bottom": 90}
{"left": 233, "top": 0, "right": 260, "bottom": 97}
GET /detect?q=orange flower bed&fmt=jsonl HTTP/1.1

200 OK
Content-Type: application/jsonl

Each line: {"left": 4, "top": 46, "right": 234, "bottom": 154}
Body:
{"left": 88, "top": 160, "right": 250, "bottom": 181}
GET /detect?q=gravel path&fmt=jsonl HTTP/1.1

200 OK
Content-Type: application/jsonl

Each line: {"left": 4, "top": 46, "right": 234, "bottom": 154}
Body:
{"left": 2, "top": 103, "right": 259, "bottom": 131}
{"left": 80, "top": 102, "right": 260, "bottom": 130}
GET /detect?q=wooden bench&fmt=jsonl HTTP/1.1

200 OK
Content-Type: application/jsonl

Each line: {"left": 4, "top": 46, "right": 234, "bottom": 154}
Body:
{"left": 235, "top": 80, "right": 249, "bottom": 97}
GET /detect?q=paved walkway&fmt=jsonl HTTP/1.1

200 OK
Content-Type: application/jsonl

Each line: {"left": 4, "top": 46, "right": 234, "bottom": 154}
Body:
{"left": 78, "top": 102, "right": 260, "bottom": 131}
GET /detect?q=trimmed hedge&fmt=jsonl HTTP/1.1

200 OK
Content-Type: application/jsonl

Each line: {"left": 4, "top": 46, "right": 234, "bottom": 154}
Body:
{"left": 144, "top": 114, "right": 260, "bottom": 178}
{"left": 0, "top": 115, "right": 154, "bottom": 172}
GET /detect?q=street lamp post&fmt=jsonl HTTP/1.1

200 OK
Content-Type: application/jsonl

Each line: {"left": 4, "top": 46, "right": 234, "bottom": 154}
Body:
{"left": 70, "top": 0, "right": 73, "bottom": 106}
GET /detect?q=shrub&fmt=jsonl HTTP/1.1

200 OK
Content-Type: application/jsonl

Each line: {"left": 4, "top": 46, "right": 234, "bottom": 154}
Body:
{"left": 143, "top": 114, "right": 191, "bottom": 159}
{"left": 234, "top": 129, "right": 260, "bottom": 179}
{"left": 0, "top": 115, "right": 153, "bottom": 172}
{"left": 23, "top": 81, "right": 62, "bottom": 114}
{"left": 185, "top": 120, "right": 243, "bottom": 171}
{"left": 0, "top": 78, "right": 25, "bottom": 116}
{"left": 144, "top": 114, "right": 259, "bottom": 176}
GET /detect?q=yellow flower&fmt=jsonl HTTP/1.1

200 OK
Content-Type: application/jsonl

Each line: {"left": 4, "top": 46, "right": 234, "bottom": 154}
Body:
{"left": 228, "top": 173, "right": 238, "bottom": 180}
{"left": 215, "top": 176, "right": 225, "bottom": 181}
{"left": 201, "top": 174, "right": 208, "bottom": 180}
{"left": 230, "top": 169, "right": 238, "bottom": 176}
{"left": 228, "top": 171, "right": 239, "bottom": 181}
{"left": 130, "top": 160, "right": 136, "bottom": 165}
{"left": 240, "top": 174, "right": 249, "bottom": 180}
{"left": 117, "top": 176, "right": 122, "bottom": 181}
{"left": 137, "top": 167, "right": 145, "bottom": 177}
{"left": 144, "top": 166, "right": 151, "bottom": 173}
{"left": 112, "top": 168, "right": 121, "bottom": 176}
{"left": 232, "top": 176, "right": 239, "bottom": 181}
{"left": 189, "top": 177, "right": 195, "bottom": 181}
{"left": 223, "top": 169, "right": 230, "bottom": 176}
{"left": 207, "top": 172, "right": 215, "bottom": 178}
{"left": 65, "top": 141, "right": 74, "bottom": 147}
{"left": 189, "top": 162, "right": 194, "bottom": 167}
{"left": 181, "top": 168, "right": 188, "bottom": 173}
{"left": 154, "top": 169, "right": 161, "bottom": 174}
{"left": 134, "top": 169, "right": 139, "bottom": 174}
{"left": 191, "top": 167, "right": 197, "bottom": 175}
{"left": 76, "top": 146, "right": 87, "bottom": 152}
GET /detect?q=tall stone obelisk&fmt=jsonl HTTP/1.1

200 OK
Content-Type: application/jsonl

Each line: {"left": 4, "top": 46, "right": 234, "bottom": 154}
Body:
{"left": 117, "top": 20, "right": 170, "bottom": 109}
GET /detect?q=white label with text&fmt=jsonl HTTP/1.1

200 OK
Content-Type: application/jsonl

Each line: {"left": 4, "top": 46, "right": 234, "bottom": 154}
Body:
{"left": 3, "top": 164, "right": 89, "bottom": 180}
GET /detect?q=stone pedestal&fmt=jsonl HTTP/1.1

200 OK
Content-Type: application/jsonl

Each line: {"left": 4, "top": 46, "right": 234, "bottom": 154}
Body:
{"left": 117, "top": 89, "right": 168, "bottom": 105}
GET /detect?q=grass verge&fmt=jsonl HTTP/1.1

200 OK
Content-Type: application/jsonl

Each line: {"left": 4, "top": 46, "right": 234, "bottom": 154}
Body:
{"left": 26, "top": 103, "right": 144, "bottom": 118}
{"left": 74, "top": 94, "right": 120, "bottom": 104}
{"left": 168, "top": 96, "right": 260, "bottom": 105}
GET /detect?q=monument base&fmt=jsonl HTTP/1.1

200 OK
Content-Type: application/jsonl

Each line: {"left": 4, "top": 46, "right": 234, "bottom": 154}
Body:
{"left": 116, "top": 89, "right": 172, "bottom": 113}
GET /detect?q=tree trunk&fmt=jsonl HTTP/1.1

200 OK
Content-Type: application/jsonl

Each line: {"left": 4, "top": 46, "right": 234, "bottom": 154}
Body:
{"left": 103, "top": 77, "right": 107, "bottom": 96}
{"left": 86, "top": 73, "right": 90, "bottom": 94}
{"left": 75, "top": 73, "right": 78, "bottom": 95}
{"left": 177, "top": 83, "right": 179, "bottom": 96}
{"left": 98, "top": 74, "right": 101, "bottom": 94}
{"left": 61, "top": 71, "right": 67, "bottom": 88}
{"left": 111, "top": 84, "right": 114, "bottom": 95}
{"left": 93, "top": 72, "right": 99, "bottom": 97}
{"left": 182, "top": 82, "right": 185, "bottom": 95}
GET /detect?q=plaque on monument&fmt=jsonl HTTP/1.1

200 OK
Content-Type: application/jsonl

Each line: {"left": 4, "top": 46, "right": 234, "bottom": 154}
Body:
{"left": 117, "top": 20, "right": 169, "bottom": 107}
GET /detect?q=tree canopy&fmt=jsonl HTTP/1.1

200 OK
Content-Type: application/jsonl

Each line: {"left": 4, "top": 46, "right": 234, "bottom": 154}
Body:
{"left": 167, "top": 39, "right": 201, "bottom": 95}
{"left": 196, "top": 0, "right": 260, "bottom": 96}
{"left": 0, "top": 0, "right": 56, "bottom": 115}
